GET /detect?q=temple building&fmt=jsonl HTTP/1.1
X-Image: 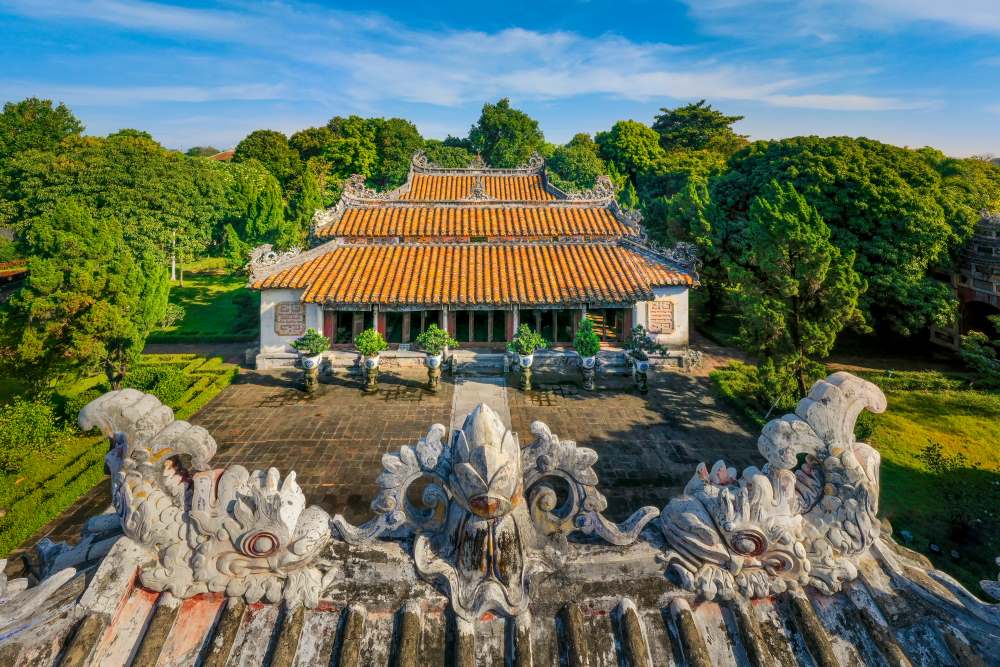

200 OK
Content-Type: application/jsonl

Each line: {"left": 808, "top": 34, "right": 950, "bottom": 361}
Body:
{"left": 250, "top": 153, "right": 698, "bottom": 368}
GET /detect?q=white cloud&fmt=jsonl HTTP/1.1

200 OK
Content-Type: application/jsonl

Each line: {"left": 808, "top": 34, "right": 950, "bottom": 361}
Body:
{"left": 680, "top": 0, "right": 1000, "bottom": 39}
{"left": 0, "top": 0, "right": 931, "bottom": 113}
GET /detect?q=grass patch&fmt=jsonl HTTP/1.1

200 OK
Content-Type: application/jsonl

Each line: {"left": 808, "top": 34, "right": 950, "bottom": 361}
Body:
{"left": 0, "top": 354, "right": 238, "bottom": 557}
{"left": 872, "top": 388, "right": 1000, "bottom": 593}
{"left": 148, "top": 269, "right": 259, "bottom": 343}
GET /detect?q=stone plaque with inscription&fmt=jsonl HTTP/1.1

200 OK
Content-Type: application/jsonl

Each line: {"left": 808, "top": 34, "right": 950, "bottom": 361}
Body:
{"left": 648, "top": 300, "right": 674, "bottom": 334}
{"left": 274, "top": 302, "right": 306, "bottom": 336}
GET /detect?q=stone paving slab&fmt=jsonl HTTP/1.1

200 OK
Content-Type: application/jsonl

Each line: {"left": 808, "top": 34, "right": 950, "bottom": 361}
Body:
{"left": 450, "top": 376, "right": 510, "bottom": 431}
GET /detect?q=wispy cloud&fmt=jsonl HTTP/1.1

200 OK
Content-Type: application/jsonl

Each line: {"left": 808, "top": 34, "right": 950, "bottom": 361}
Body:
{"left": 0, "top": 0, "right": 925, "bottom": 113}
{"left": 680, "top": 0, "right": 1000, "bottom": 40}
{"left": 0, "top": 82, "right": 287, "bottom": 105}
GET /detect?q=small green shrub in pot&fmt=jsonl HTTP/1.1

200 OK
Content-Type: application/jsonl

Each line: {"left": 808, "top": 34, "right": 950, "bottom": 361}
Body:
{"left": 292, "top": 328, "right": 331, "bottom": 357}
{"left": 508, "top": 324, "right": 548, "bottom": 356}
{"left": 355, "top": 327, "right": 389, "bottom": 358}
{"left": 623, "top": 325, "right": 663, "bottom": 361}
{"left": 573, "top": 317, "right": 601, "bottom": 358}
{"left": 415, "top": 324, "right": 459, "bottom": 356}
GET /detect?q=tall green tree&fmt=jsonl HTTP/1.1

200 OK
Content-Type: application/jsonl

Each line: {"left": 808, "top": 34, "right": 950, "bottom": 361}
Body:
{"left": 547, "top": 134, "right": 606, "bottom": 191}
{"left": 594, "top": 120, "right": 663, "bottom": 181}
{"left": 709, "top": 136, "right": 974, "bottom": 337}
{"left": 0, "top": 98, "right": 83, "bottom": 157}
{"left": 468, "top": 98, "right": 544, "bottom": 168}
{"left": 729, "top": 182, "right": 863, "bottom": 396}
{"left": 371, "top": 118, "right": 423, "bottom": 188}
{"left": 227, "top": 159, "right": 286, "bottom": 247}
{"left": 652, "top": 100, "right": 747, "bottom": 154}
{"left": 233, "top": 130, "right": 301, "bottom": 188}
{"left": 283, "top": 158, "right": 324, "bottom": 247}
{"left": 0, "top": 200, "right": 168, "bottom": 390}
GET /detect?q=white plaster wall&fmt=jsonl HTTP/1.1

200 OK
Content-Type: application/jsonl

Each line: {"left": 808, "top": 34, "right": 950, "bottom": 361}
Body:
{"left": 633, "top": 286, "right": 689, "bottom": 347}
{"left": 259, "top": 289, "right": 323, "bottom": 355}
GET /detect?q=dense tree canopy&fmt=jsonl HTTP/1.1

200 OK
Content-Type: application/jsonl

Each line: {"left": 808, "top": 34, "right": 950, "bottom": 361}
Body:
{"left": 371, "top": 118, "right": 424, "bottom": 188}
{"left": 185, "top": 146, "right": 220, "bottom": 157}
{"left": 0, "top": 98, "right": 83, "bottom": 157}
{"left": 708, "top": 136, "right": 995, "bottom": 336}
{"left": 468, "top": 98, "right": 545, "bottom": 168}
{"left": 595, "top": 120, "right": 663, "bottom": 181}
{"left": 547, "top": 134, "right": 606, "bottom": 191}
{"left": 422, "top": 139, "right": 474, "bottom": 168}
{"left": 0, "top": 200, "right": 168, "bottom": 389}
{"left": 234, "top": 130, "right": 301, "bottom": 187}
{"left": 652, "top": 100, "right": 747, "bottom": 154}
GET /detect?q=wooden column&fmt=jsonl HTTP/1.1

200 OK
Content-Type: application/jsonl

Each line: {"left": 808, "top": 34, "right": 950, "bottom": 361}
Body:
{"left": 322, "top": 310, "right": 334, "bottom": 343}
{"left": 376, "top": 308, "right": 386, "bottom": 336}
{"left": 622, "top": 308, "right": 633, "bottom": 340}
{"left": 401, "top": 313, "right": 411, "bottom": 344}
{"left": 507, "top": 308, "right": 517, "bottom": 340}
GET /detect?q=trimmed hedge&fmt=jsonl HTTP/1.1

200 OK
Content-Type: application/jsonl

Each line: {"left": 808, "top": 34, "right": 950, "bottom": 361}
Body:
{"left": 0, "top": 354, "right": 238, "bottom": 557}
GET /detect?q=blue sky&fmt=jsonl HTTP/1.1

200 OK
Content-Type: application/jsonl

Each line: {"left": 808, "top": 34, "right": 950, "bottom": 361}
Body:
{"left": 1, "top": 0, "right": 998, "bottom": 156}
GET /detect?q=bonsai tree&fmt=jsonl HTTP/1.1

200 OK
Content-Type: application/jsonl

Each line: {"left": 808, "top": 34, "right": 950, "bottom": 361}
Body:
{"left": 623, "top": 325, "right": 664, "bottom": 361}
{"left": 508, "top": 323, "right": 548, "bottom": 356}
{"left": 354, "top": 327, "right": 388, "bottom": 358}
{"left": 414, "top": 324, "right": 459, "bottom": 356}
{"left": 573, "top": 317, "right": 601, "bottom": 358}
{"left": 291, "top": 328, "right": 330, "bottom": 357}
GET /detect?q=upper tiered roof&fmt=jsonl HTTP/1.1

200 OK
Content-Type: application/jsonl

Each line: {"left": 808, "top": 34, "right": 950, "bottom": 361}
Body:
{"left": 253, "top": 152, "right": 696, "bottom": 305}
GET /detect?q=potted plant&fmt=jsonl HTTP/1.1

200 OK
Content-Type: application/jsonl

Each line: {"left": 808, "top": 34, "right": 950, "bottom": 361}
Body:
{"left": 573, "top": 317, "right": 601, "bottom": 369}
{"left": 624, "top": 325, "right": 664, "bottom": 391}
{"left": 292, "top": 328, "right": 329, "bottom": 369}
{"left": 414, "top": 324, "right": 459, "bottom": 369}
{"left": 508, "top": 323, "right": 547, "bottom": 368}
{"left": 573, "top": 317, "right": 601, "bottom": 390}
{"left": 355, "top": 327, "right": 388, "bottom": 368}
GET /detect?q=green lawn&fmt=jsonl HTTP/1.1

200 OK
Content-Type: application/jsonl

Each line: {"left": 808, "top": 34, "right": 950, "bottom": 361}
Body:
{"left": 871, "top": 387, "right": 1000, "bottom": 593}
{"left": 0, "top": 354, "right": 238, "bottom": 556}
{"left": 148, "top": 261, "right": 259, "bottom": 343}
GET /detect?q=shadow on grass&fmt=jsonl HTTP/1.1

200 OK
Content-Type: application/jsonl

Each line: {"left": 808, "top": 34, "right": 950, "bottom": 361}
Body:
{"left": 879, "top": 457, "right": 999, "bottom": 596}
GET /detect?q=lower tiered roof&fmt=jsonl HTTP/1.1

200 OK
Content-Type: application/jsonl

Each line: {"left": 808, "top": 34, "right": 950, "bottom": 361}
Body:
{"left": 253, "top": 241, "right": 692, "bottom": 306}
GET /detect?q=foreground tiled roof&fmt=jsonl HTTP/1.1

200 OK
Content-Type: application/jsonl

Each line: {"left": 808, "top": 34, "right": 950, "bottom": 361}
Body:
{"left": 316, "top": 205, "right": 631, "bottom": 240}
{"left": 400, "top": 173, "right": 555, "bottom": 201}
{"left": 253, "top": 242, "right": 692, "bottom": 305}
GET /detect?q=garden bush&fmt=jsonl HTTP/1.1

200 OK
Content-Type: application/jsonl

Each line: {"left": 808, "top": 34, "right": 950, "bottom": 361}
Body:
{"left": 0, "top": 399, "right": 71, "bottom": 473}
{"left": 857, "top": 369, "right": 969, "bottom": 392}
{"left": 56, "top": 387, "right": 106, "bottom": 427}
{"left": 123, "top": 364, "right": 189, "bottom": 405}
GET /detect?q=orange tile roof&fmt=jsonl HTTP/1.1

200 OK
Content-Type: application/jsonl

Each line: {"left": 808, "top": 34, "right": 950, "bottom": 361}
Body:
{"left": 401, "top": 174, "right": 555, "bottom": 201}
{"left": 318, "top": 206, "right": 632, "bottom": 239}
{"left": 254, "top": 243, "right": 691, "bottom": 306}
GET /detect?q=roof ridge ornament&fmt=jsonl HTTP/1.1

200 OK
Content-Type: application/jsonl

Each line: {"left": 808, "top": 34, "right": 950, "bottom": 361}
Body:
{"left": 343, "top": 173, "right": 393, "bottom": 201}
{"left": 465, "top": 175, "right": 492, "bottom": 201}
{"left": 565, "top": 175, "right": 616, "bottom": 202}
{"left": 246, "top": 244, "right": 301, "bottom": 283}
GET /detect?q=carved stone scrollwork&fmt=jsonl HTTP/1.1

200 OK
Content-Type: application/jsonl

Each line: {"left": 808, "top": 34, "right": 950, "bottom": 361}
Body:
{"left": 660, "top": 372, "right": 887, "bottom": 600}
{"left": 520, "top": 152, "right": 545, "bottom": 171}
{"left": 246, "top": 244, "right": 301, "bottom": 282}
{"left": 343, "top": 173, "right": 393, "bottom": 201}
{"left": 79, "top": 390, "right": 335, "bottom": 608}
{"left": 334, "top": 404, "right": 653, "bottom": 621}
{"left": 565, "top": 175, "right": 616, "bottom": 201}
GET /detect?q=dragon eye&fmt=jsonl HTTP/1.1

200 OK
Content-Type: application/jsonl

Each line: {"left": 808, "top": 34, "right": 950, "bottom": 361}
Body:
{"left": 243, "top": 531, "right": 280, "bottom": 557}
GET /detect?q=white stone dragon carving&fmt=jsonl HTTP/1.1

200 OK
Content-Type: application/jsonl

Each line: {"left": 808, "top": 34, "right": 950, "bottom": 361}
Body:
{"left": 660, "top": 372, "right": 887, "bottom": 600}
{"left": 245, "top": 243, "right": 301, "bottom": 283}
{"left": 565, "top": 175, "right": 616, "bottom": 201}
{"left": 79, "top": 390, "right": 334, "bottom": 608}
{"left": 334, "top": 404, "right": 658, "bottom": 621}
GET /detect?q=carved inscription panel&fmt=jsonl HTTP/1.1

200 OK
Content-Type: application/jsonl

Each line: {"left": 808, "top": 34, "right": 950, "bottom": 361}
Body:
{"left": 648, "top": 300, "right": 674, "bottom": 334}
{"left": 275, "top": 302, "right": 306, "bottom": 336}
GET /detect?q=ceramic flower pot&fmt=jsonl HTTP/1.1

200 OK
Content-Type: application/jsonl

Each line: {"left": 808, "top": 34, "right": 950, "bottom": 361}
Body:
{"left": 364, "top": 354, "right": 381, "bottom": 370}
{"left": 302, "top": 354, "right": 323, "bottom": 370}
{"left": 634, "top": 359, "right": 650, "bottom": 373}
{"left": 580, "top": 355, "right": 597, "bottom": 370}
{"left": 426, "top": 353, "right": 443, "bottom": 369}
{"left": 518, "top": 353, "right": 534, "bottom": 368}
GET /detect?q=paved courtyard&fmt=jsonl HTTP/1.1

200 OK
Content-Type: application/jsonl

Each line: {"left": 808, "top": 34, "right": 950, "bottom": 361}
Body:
{"left": 195, "top": 367, "right": 757, "bottom": 523}
{"left": 15, "top": 362, "right": 758, "bottom": 558}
